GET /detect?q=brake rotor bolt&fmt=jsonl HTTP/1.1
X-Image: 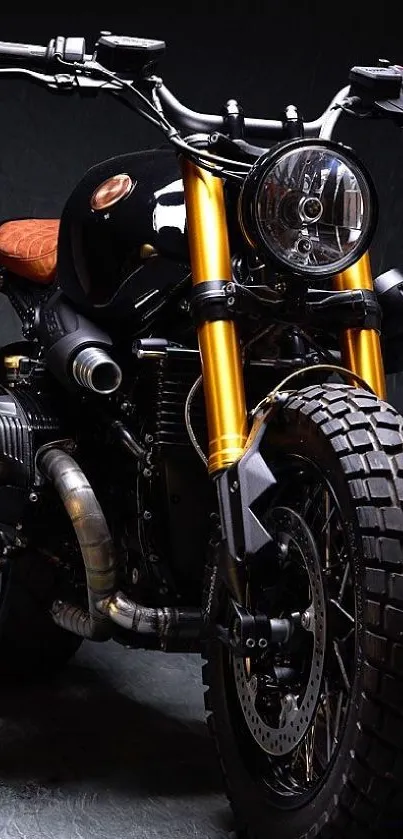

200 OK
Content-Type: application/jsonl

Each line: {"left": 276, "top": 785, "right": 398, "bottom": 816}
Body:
{"left": 301, "top": 610, "right": 313, "bottom": 630}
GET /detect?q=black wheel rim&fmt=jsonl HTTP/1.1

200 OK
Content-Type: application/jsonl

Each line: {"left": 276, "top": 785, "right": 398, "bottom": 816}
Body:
{"left": 225, "top": 456, "right": 358, "bottom": 806}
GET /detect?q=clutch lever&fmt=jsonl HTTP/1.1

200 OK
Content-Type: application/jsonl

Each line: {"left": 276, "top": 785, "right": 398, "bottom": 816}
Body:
{"left": 0, "top": 65, "right": 127, "bottom": 94}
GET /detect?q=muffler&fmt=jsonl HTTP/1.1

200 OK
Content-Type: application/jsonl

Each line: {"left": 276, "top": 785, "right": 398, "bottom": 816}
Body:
{"left": 38, "top": 290, "right": 122, "bottom": 394}
{"left": 72, "top": 347, "right": 122, "bottom": 394}
{"left": 38, "top": 447, "right": 116, "bottom": 641}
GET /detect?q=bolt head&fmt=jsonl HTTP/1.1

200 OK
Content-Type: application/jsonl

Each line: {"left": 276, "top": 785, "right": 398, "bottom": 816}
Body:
{"left": 246, "top": 637, "right": 256, "bottom": 649}
{"left": 301, "top": 610, "right": 313, "bottom": 630}
{"left": 29, "top": 492, "right": 38, "bottom": 503}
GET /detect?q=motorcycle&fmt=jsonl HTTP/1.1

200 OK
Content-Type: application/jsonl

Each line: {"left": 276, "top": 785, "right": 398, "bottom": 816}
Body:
{"left": 0, "top": 31, "right": 403, "bottom": 839}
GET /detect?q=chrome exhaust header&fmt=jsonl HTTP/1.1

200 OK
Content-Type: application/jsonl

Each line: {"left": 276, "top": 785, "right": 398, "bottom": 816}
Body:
{"left": 38, "top": 447, "right": 116, "bottom": 641}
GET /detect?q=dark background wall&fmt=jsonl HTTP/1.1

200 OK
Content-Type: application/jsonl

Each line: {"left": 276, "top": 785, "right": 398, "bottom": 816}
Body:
{"left": 0, "top": 8, "right": 402, "bottom": 272}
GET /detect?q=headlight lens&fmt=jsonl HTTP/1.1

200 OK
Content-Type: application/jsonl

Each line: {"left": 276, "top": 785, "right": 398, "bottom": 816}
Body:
{"left": 240, "top": 139, "right": 377, "bottom": 277}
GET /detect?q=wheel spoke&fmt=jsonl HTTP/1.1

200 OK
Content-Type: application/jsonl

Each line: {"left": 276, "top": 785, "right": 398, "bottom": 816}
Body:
{"left": 333, "top": 640, "right": 351, "bottom": 691}
{"left": 330, "top": 598, "right": 355, "bottom": 625}
{"left": 333, "top": 690, "right": 344, "bottom": 751}
{"left": 322, "top": 492, "right": 335, "bottom": 571}
{"left": 302, "top": 481, "right": 322, "bottom": 520}
{"left": 304, "top": 724, "right": 316, "bottom": 783}
{"left": 341, "top": 625, "right": 355, "bottom": 645}
{"left": 324, "top": 679, "right": 332, "bottom": 764}
{"left": 337, "top": 561, "right": 351, "bottom": 603}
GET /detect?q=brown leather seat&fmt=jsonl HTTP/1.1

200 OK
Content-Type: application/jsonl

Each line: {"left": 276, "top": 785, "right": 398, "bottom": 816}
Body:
{"left": 0, "top": 219, "right": 60, "bottom": 284}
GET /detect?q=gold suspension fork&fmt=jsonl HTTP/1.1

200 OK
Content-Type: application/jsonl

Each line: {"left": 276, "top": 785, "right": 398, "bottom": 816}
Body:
{"left": 333, "top": 252, "right": 386, "bottom": 399}
{"left": 182, "top": 160, "right": 248, "bottom": 474}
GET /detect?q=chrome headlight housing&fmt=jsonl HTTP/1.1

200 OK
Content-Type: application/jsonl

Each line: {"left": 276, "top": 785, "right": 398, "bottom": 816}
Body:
{"left": 240, "top": 139, "right": 377, "bottom": 278}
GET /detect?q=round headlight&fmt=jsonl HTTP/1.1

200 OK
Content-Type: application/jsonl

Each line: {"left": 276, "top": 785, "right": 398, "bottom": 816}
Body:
{"left": 240, "top": 138, "right": 377, "bottom": 278}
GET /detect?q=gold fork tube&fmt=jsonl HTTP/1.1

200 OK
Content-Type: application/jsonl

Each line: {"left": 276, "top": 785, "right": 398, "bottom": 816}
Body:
{"left": 333, "top": 252, "right": 386, "bottom": 399}
{"left": 182, "top": 160, "right": 248, "bottom": 474}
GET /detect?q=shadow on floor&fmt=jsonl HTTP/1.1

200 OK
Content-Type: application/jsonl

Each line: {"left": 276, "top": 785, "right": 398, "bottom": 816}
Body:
{"left": 0, "top": 645, "right": 233, "bottom": 839}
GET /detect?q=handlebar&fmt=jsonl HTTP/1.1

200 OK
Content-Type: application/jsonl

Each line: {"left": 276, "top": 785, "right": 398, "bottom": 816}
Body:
{"left": 0, "top": 33, "right": 399, "bottom": 144}
{"left": 0, "top": 34, "right": 327, "bottom": 140}
{"left": 0, "top": 40, "right": 47, "bottom": 65}
{"left": 156, "top": 83, "right": 324, "bottom": 140}
{"left": 0, "top": 36, "right": 89, "bottom": 67}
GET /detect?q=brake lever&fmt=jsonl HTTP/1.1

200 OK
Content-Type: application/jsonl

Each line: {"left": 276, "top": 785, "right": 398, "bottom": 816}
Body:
{"left": 0, "top": 66, "right": 59, "bottom": 84}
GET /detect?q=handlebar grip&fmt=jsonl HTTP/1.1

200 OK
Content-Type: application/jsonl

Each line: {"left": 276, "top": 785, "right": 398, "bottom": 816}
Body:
{"left": 0, "top": 36, "right": 87, "bottom": 68}
{"left": 0, "top": 40, "right": 47, "bottom": 66}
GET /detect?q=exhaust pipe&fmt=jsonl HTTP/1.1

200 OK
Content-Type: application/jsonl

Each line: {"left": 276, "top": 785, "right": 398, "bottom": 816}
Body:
{"left": 97, "top": 590, "right": 202, "bottom": 649}
{"left": 38, "top": 446, "right": 201, "bottom": 648}
{"left": 38, "top": 447, "right": 116, "bottom": 641}
{"left": 72, "top": 347, "right": 122, "bottom": 394}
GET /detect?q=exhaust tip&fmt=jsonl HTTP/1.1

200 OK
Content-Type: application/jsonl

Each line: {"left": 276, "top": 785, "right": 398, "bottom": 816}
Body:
{"left": 72, "top": 347, "right": 122, "bottom": 395}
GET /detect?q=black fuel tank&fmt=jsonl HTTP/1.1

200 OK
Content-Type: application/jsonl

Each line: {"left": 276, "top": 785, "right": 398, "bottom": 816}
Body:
{"left": 57, "top": 149, "right": 190, "bottom": 326}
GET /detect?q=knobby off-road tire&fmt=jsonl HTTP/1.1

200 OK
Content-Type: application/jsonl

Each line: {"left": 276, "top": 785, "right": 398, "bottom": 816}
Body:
{"left": 0, "top": 551, "right": 82, "bottom": 680}
{"left": 203, "top": 384, "right": 403, "bottom": 839}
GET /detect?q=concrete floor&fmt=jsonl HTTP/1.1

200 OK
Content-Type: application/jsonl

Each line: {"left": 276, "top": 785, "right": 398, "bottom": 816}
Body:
{"left": 0, "top": 643, "right": 232, "bottom": 839}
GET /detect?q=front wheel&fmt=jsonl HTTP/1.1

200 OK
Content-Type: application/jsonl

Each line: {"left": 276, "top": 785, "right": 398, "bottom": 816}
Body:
{"left": 203, "top": 385, "right": 403, "bottom": 838}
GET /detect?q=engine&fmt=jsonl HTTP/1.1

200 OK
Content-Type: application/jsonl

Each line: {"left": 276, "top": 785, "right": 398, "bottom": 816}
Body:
{"left": 0, "top": 351, "right": 65, "bottom": 541}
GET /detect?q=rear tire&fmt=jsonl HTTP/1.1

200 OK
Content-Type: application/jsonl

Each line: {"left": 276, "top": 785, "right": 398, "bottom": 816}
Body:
{"left": 203, "top": 385, "right": 403, "bottom": 838}
{"left": 0, "top": 550, "right": 82, "bottom": 680}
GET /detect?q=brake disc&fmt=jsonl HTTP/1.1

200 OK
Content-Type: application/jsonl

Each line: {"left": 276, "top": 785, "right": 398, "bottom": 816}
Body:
{"left": 233, "top": 506, "right": 326, "bottom": 756}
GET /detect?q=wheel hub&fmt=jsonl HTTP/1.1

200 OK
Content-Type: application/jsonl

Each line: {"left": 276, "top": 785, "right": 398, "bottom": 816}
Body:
{"left": 234, "top": 506, "right": 326, "bottom": 756}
